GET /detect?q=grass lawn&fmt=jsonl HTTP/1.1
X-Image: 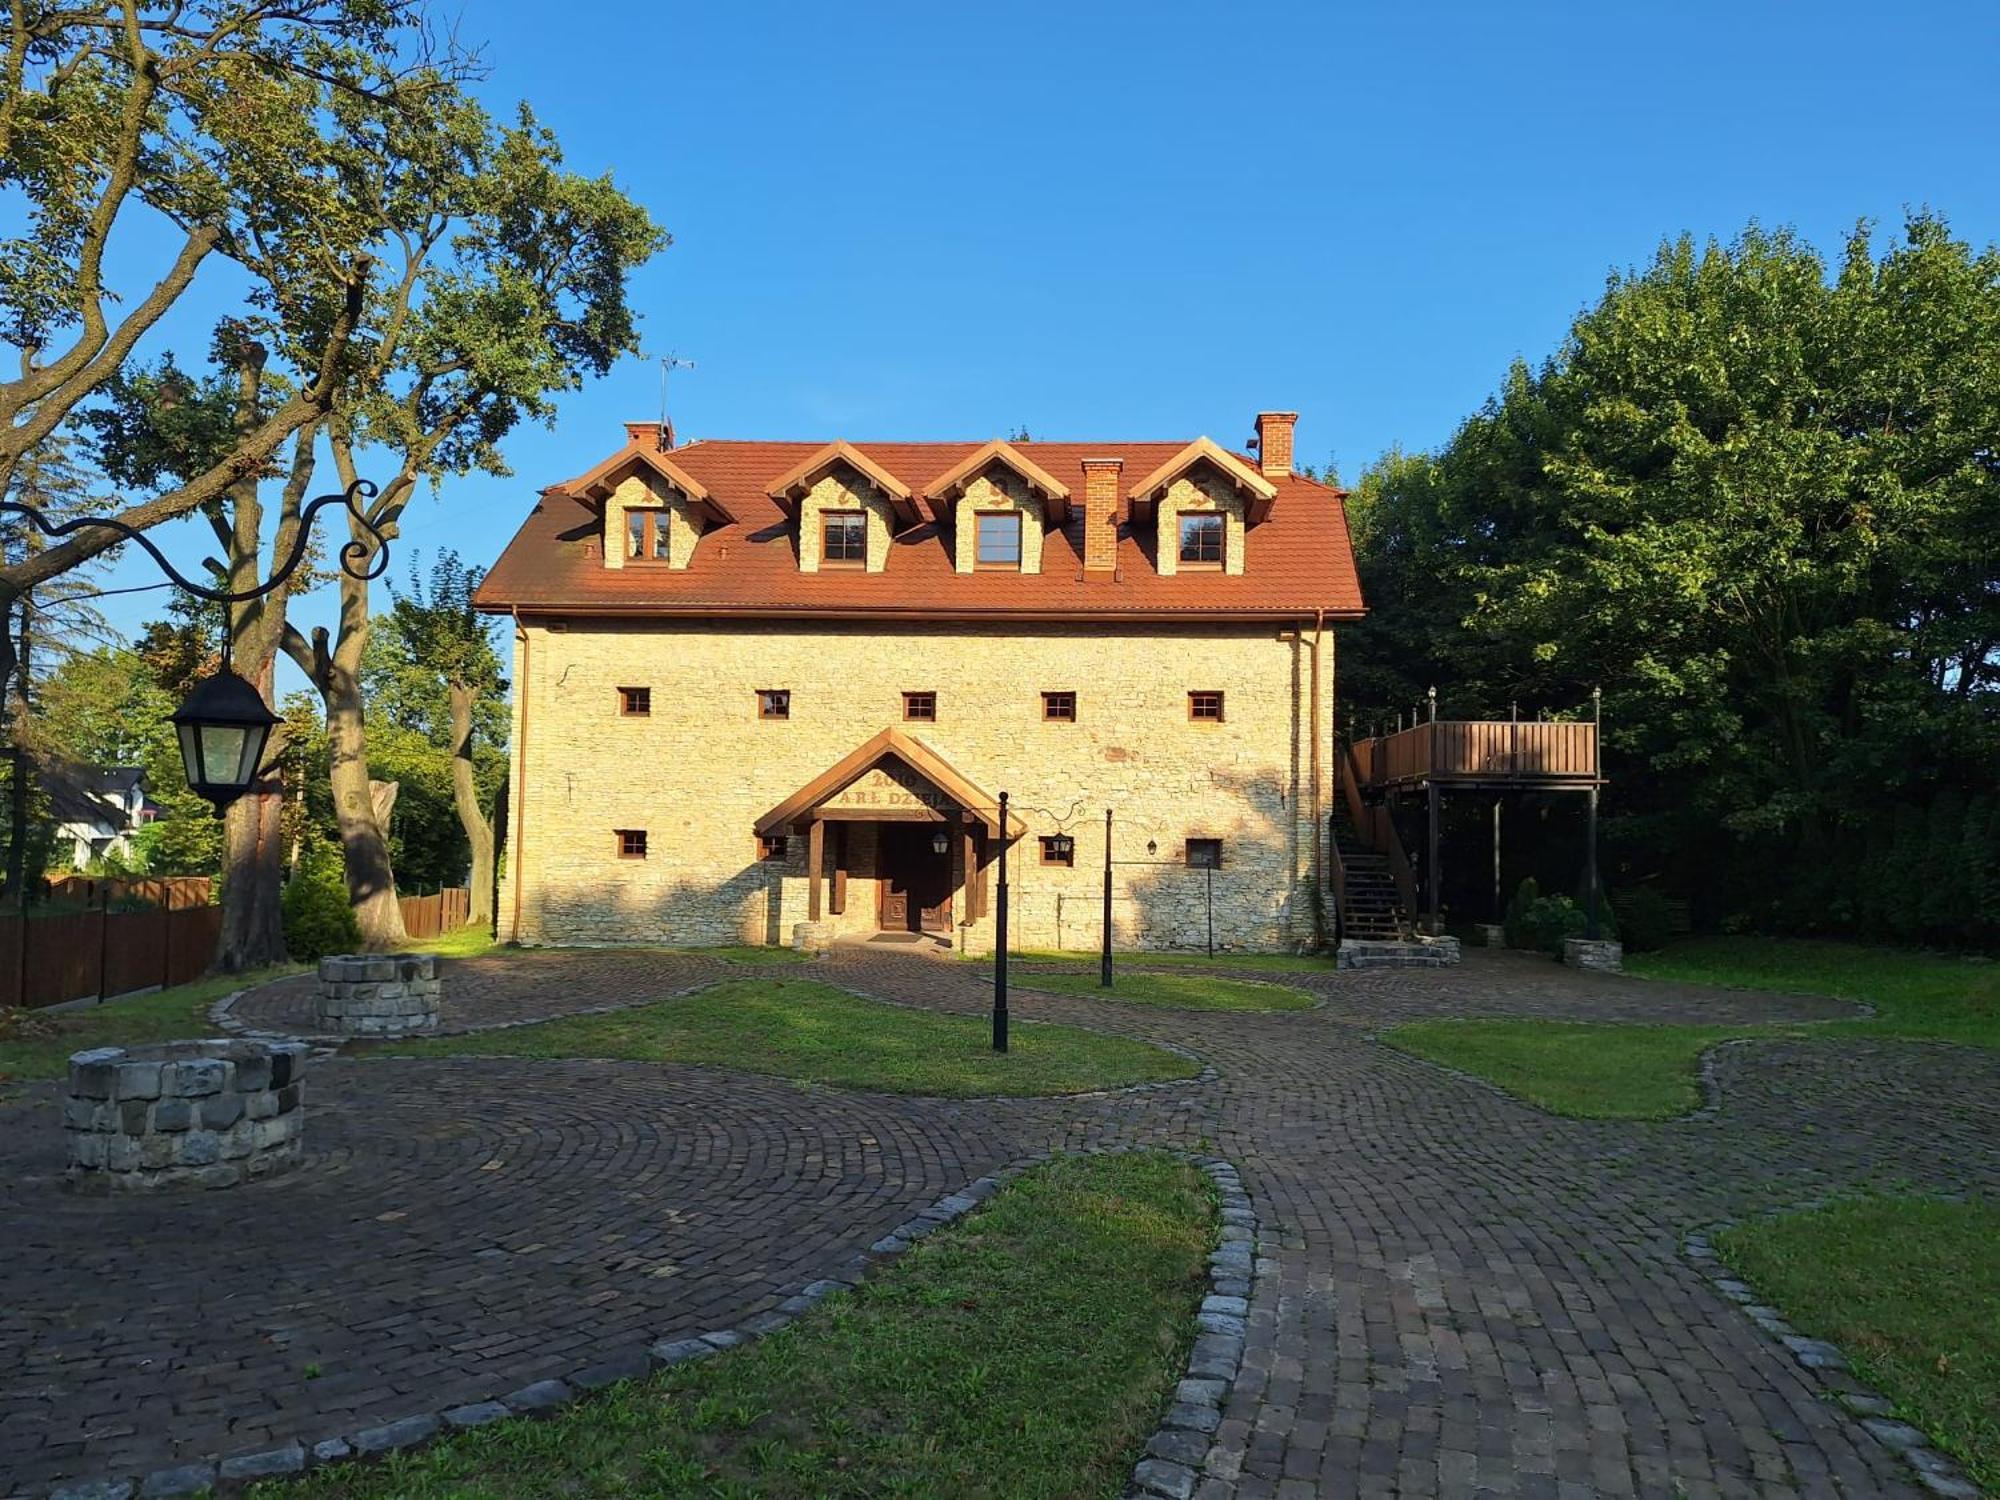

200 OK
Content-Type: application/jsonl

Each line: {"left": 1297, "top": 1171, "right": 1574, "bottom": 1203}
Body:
{"left": 1627, "top": 937, "right": 2000, "bottom": 1048}
{"left": 1017, "top": 969, "right": 1315, "bottom": 1013}
{"left": 415, "top": 925, "right": 501, "bottom": 959}
{"left": 378, "top": 976, "right": 1196, "bottom": 1097}
{"left": 1383, "top": 937, "right": 1997, "bottom": 1120}
{"left": 1718, "top": 1197, "right": 1999, "bottom": 1492}
{"left": 706, "top": 944, "right": 813, "bottom": 966}
{"left": 0, "top": 966, "right": 301, "bottom": 1091}
{"left": 1384, "top": 1019, "right": 1781, "bottom": 1119}
{"left": 968, "top": 948, "right": 1337, "bottom": 974}
{"left": 264, "top": 1151, "right": 1214, "bottom": 1500}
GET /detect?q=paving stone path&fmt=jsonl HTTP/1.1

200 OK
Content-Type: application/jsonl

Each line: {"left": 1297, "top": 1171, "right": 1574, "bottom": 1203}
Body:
{"left": 1, "top": 946, "right": 1994, "bottom": 1498}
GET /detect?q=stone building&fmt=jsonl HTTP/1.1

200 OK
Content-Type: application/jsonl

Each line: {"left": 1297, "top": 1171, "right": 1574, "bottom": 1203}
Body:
{"left": 475, "top": 411, "right": 1364, "bottom": 953}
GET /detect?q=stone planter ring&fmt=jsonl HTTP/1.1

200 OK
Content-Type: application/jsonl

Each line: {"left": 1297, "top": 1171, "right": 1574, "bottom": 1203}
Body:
{"left": 63, "top": 1038, "right": 309, "bottom": 1192}
{"left": 316, "top": 953, "right": 442, "bottom": 1037}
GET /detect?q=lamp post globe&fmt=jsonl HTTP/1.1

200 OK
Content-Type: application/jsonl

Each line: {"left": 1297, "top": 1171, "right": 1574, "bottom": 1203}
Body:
{"left": 170, "top": 667, "right": 281, "bottom": 816}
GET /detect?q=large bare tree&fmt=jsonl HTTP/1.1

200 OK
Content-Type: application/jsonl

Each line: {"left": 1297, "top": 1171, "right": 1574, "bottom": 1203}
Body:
{"left": 278, "top": 106, "right": 664, "bottom": 947}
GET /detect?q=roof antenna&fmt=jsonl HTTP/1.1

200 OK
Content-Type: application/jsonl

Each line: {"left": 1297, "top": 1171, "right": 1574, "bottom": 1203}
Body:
{"left": 658, "top": 354, "right": 696, "bottom": 449}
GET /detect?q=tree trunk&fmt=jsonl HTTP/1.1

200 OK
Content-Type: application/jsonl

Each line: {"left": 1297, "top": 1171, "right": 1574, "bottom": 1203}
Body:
{"left": 1, "top": 601, "right": 27, "bottom": 906}
{"left": 326, "top": 657, "right": 407, "bottom": 949}
{"left": 216, "top": 662, "right": 287, "bottom": 971}
{"left": 447, "top": 680, "right": 494, "bottom": 927}
{"left": 213, "top": 348, "right": 302, "bottom": 971}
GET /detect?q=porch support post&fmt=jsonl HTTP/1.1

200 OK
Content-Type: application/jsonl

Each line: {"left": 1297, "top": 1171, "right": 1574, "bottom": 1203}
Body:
{"left": 961, "top": 820, "right": 977, "bottom": 923}
{"left": 1492, "top": 797, "right": 1503, "bottom": 922}
{"left": 1426, "top": 781, "right": 1442, "bottom": 936}
{"left": 807, "top": 818, "right": 824, "bottom": 922}
{"left": 1584, "top": 786, "right": 1600, "bottom": 940}
{"left": 830, "top": 822, "right": 847, "bottom": 916}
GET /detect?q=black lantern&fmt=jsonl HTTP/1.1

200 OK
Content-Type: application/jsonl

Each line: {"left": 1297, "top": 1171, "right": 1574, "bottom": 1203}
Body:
{"left": 930, "top": 826, "right": 950, "bottom": 856}
{"left": 1047, "top": 833, "right": 1074, "bottom": 863}
{"left": 170, "top": 668, "right": 281, "bottom": 815}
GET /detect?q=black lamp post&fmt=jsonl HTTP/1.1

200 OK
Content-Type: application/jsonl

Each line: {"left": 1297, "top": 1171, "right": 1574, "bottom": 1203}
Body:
{"left": 170, "top": 668, "right": 283, "bottom": 815}
{"left": 1, "top": 479, "right": 386, "bottom": 817}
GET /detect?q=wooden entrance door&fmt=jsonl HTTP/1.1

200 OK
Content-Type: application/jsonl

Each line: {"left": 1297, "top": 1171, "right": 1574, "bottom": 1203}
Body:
{"left": 879, "top": 823, "right": 953, "bottom": 933}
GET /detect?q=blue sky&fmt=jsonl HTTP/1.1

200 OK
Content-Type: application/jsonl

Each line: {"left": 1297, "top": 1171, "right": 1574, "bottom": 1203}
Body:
{"left": 57, "top": 0, "right": 2000, "bottom": 676}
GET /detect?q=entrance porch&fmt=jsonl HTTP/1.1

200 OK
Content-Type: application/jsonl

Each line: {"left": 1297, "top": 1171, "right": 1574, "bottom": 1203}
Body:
{"left": 754, "top": 728, "right": 1023, "bottom": 945}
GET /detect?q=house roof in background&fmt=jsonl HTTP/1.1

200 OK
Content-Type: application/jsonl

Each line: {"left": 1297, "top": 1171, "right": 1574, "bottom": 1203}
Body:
{"left": 41, "top": 763, "right": 145, "bottom": 830}
{"left": 475, "top": 434, "right": 1363, "bottom": 621}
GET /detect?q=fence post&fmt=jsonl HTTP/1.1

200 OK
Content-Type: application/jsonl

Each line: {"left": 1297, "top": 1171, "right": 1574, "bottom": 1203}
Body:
{"left": 96, "top": 885, "right": 109, "bottom": 1004}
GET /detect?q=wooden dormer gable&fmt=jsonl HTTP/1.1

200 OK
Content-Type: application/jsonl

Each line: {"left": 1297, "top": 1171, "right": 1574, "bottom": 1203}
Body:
{"left": 921, "top": 440, "right": 1072, "bottom": 525}
{"left": 1128, "top": 438, "right": 1275, "bottom": 579}
{"left": 767, "top": 442, "right": 919, "bottom": 575}
{"left": 1126, "top": 437, "right": 1278, "bottom": 522}
{"left": 566, "top": 445, "right": 735, "bottom": 572}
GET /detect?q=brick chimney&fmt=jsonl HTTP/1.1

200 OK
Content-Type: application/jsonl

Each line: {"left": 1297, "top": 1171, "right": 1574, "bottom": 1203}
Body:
{"left": 624, "top": 421, "right": 666, "bottom": 450}
{"left": 1254, "top": 411, "right": 1298, "bottom": 478}
{"left": 1081, "top": 459, "right": 1122, "bottom": 571}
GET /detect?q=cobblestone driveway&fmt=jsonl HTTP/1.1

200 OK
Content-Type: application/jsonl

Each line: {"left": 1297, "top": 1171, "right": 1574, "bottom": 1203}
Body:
{"left": 1, "top": 947, "right": 1994, "bottom": 1498}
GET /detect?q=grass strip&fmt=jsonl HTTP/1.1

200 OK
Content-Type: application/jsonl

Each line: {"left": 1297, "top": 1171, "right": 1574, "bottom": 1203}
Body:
{"left": 1385, "top": 937, "right": 1997, "bottom": 1120}
{"left": 1017, "top": 970, "right": 1314, "bottom": 1013}
{"left": 0, "top": 966, "right": 300, "bottom": 1088}
{"left": 266, "top": 1151, "right": 1215, "bottom": 1499}
{"left": 1718, "top": 1196, "right": 1998, "bottom": 1492}
{"left": 378, "top": 976, "right": 1197, "bottom": 1097}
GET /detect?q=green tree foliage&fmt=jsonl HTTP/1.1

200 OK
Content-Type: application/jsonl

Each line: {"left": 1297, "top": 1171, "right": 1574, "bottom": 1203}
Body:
{"left": 1348, "top": 214, "right": 2000, "bottom": 946}
{"left": 32, "top": 643, "right": 220, "bottom": 876}
{"left": 282, "top": 835, "right": 360, "bottom": 961}
{"left": 362, "top": 550, "right": 508, "bottom": 907}
{"left": 0, "top": 3, "right": 458, "bottom": 621}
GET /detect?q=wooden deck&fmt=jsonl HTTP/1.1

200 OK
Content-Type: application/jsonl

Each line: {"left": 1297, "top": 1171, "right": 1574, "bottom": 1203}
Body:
{"left": 1356, "top": 718, "right": 1600, "bottom": 791}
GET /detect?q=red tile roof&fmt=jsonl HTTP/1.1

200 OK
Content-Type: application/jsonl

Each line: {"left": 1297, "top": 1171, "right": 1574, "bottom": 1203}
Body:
{"left": 473, "top": 436, "right": 1365, "bottom": 620}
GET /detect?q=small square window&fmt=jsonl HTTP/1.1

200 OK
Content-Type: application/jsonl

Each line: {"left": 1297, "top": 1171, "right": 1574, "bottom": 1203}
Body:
{"left": 822, "top": 510, "right": 866, "bottom": 566}
{"left": 1189, "top": 690, "right": 1225, "bottom": 722}
{"left": 625, "top": 509, "right": 670, "bottom": 563}
{"left": 1186, "top": 838, "right": 1222, "bottom": 869}
{"left": 1178, "top": 512, "right": 1224, "bottom": 566}
{"left": 1039, "top": 834, "right": 1074, "bottom": 867}
{"left": 618, "top": 686, "right": 651, "bottom": 717}
{"left": 1041, "top": 690, "right": 1076, "bottom": 722}
{"left": 903, "top": 691, "right": 936, "bottom": 722}
{"left": 975, "top": 511, "right": 1022, "bottom": 569}
{"left": 757, "top": 834, "right": 789, "bottom": 861}
{"left": 616, "top": 829, "right": 649, "bottom": 859}
{"left": 758, "top": 689, "right": 791, "bottom": 720}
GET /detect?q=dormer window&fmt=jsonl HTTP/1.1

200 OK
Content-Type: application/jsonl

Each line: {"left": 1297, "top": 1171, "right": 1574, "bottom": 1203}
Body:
{"left": 822, "top": 510, "right": 867, "bottom": 567}
{"left": 975, "top": 512, "right": 1022, "bottom": 570}
{"left": 1178, "top": 513, "right": 1224, "bottom": 568}
{"left": 625, "top": 509, "right": 670, "bottom": 564}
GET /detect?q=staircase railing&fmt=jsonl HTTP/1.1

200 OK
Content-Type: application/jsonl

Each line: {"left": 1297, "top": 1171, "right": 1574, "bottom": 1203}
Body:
{"left": 1338, "top": 740, "right": 1419, "bottom": 924}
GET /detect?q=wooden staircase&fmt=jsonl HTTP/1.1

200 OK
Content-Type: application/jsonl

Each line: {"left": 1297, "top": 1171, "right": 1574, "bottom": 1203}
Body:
{"left": 1331, "top": 800, "right": 1407, "bottom": 940}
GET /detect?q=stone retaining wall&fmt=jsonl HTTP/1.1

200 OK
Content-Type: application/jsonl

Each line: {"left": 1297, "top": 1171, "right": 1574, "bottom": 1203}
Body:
{"left": 315, "top": 953, "right": 441, "bottom": 1037}
{"left": 63, "top": 1038, "right": 308, "bottom": 1192}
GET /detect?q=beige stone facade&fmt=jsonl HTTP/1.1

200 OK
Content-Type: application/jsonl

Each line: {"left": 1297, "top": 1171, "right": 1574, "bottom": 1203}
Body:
{"left": 498, "top": 617, "right": 1336, "bottom": 953}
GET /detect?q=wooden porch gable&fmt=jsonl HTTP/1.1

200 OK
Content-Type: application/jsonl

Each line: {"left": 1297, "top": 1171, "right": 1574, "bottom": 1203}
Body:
{"left": 752, "top": 727, "right": 1024, "bottom": 838}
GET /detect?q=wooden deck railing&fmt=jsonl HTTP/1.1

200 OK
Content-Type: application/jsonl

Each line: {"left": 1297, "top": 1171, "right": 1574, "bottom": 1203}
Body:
{"left": 1357, "top": 719, "right": 1599, "bottom": 789}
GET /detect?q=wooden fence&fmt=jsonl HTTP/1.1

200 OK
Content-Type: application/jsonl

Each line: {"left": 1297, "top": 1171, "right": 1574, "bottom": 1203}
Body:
{"left": 2, "top": 904, "right": 224, "bottom": 1010}
{"left": 399, "top": 887, "right": 471, "bottom": 940}
{"left": 46, "top": 875, "right": 215, "bottom": 910}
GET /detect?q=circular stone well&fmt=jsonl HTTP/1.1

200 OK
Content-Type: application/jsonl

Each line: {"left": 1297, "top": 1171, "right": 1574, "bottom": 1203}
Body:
{"left": 315, "top": 952, "right": 441, "bottom": 1037}
{"left": 63, "top": 1038, "right": 308, "bottom": 1191}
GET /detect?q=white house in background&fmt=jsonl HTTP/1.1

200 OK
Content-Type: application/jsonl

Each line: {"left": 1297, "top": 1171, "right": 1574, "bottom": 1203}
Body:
{"left": 42, "top": 763, "right": 154, "bottom": 869}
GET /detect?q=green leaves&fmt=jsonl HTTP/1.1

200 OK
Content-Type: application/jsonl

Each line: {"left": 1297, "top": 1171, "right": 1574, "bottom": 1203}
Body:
{"left": 1349, "top": 212, "right": 2000, "bottom": 931}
